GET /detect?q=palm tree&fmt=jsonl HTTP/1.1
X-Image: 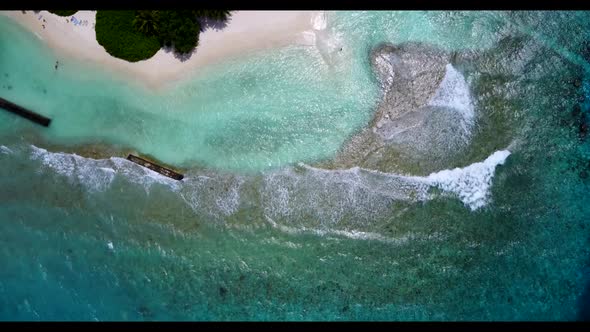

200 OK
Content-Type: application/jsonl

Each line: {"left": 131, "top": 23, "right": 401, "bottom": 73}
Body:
{"left": 193, "top": 10, "right": 232, "bottom": 22}
{"left": 133, "top": 10, "right": 159, "bottom": 36}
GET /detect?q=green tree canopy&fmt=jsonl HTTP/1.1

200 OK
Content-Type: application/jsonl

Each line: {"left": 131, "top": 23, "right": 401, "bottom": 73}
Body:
{"left": 48, "top": 10, "right": 78, "bottom": 17}
{"left": 154, "top": 10, "right": 201, "bottom": 54}
{"left": 133, "top": 10, "right": 159, "bottom": 36}
{"left": 193, "top": 10, "right": 232, "bottom": 21}
{"left": 95, "top": 10, "right": 161, "bottom": 62}
{"left": 95, "top": 10, "right": 233, "bottom": 62}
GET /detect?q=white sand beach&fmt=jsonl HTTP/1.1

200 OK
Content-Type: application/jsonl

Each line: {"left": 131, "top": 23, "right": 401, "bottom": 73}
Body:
{"left": 0, "top": 10, "right": 324, "bottom": 89}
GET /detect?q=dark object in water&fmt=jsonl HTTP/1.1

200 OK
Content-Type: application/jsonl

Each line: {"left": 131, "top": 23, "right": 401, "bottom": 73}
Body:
{"left": 580, "top": 111, "right": 588, "bottom": 140}
{"left": 127, "top": 154, "right": 184, "bottom": 181}
{"left": 572, "top": 104, "right": 588, "bottom": 140}
{"left": 573, "top": 104, "right": 582, "bottom": 119}
{"left": 581, "top": 120, "right": 588, "bottom": 140}
{"left": 137, "top": 305, "right": 153, "bottom": 318}
{"left": 0, "top": 96, "right": 51, "bottom": 127}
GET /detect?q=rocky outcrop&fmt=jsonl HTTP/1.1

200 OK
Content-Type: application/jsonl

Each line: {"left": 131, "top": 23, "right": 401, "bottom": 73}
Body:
{"left": 323, "top": 42, "right": 475, "bottom": 172}
{"left": 370, "top": 43, "right": 467, "bottom": 142}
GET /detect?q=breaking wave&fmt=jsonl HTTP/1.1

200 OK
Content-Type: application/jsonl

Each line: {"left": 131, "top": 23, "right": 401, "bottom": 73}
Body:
{"left": 23, "top": 144, "right": 511, "bottom": 231}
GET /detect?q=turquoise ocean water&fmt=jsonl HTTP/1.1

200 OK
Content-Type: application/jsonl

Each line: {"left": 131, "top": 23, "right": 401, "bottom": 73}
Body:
{"left": 0, "top": 11, "right": 589, "bottom": 320}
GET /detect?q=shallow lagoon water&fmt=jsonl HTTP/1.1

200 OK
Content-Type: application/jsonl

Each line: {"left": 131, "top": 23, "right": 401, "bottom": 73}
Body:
{"left": 0, "top": 11, "right": 589, "bottom": 320}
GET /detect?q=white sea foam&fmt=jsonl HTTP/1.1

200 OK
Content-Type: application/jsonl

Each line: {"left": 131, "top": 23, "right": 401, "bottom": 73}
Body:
{"left": 29, "top": 145, "right": 179, "bottom": 193}
{"left": 215, "top": 178, "right": 244, "bottom": 216}
{"left": 312, "top": 11, "right": 327, "bottom": 31}
{"left": 0, "top": 145, "right": 13, "bottom": 155}
{"left": 30, "top": 145, "right": 116, "bottom": 192}
{"left": 264, "top": 215, "right": 410, "bottom": 245}
{"left": 178, "top": 174, "right": 247, "bottom": 219}
{"left": 303, "top": 11, "right": 346, "bottom": 68}
{"left": 98, "top": 167, "right": 115, "bottom": 173}
{"left": 109, "top": 156, "right": 180, "bottom": 193}
{"left": 290, "top": 149, "right": 510, "bottom": 213}
{"left": 419, "top": 150, "right": 511, "bottom": 210}
{"left": 25, "top": 144, "right": 509, "bottom": 229}
{"left": 428, "top": 64, "right": 475, "bottom": 138}
{"left": 297, "top": 12, "right": 326, "bottom": 46}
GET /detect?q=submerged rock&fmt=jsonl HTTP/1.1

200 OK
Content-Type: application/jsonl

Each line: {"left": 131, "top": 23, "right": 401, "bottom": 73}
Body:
{"left": 370, "top": 43, "right": 475, "bottom": 147}
{"left": 327, "top": 42, "right": 476, "bottom": 171}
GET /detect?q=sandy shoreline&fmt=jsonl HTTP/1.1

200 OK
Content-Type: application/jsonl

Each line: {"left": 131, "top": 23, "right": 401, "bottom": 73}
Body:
{"left": 0, "top": 10, "right": 324, "bottom": 90}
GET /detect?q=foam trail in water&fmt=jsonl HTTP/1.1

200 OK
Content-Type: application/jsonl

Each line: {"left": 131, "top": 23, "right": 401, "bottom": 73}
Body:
{"left": 263, "top": 215, "right": 413, "bottom": 245}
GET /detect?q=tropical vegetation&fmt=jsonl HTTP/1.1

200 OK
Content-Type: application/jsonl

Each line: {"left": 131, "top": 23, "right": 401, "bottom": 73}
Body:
{"left": 48, "top": 10, "right": 78, "bottom": 16}
{"left": 94, "top": 10, "right": 232, "bottom": 62}
{"left": 95, "top": 10, "right": 161, "bottom": 62}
